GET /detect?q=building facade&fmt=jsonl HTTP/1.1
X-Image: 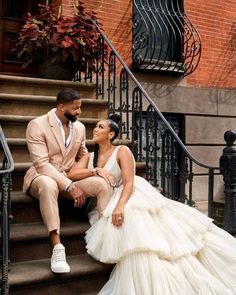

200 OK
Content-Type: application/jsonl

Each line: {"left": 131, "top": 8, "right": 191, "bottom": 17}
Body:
{"left": 1, "top": 0, "right": 236, "bottom": 206}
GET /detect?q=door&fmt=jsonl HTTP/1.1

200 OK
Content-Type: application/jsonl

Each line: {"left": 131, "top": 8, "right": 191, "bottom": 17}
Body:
{"left": 0, "top": 0, "right": 45, "bottom": 75}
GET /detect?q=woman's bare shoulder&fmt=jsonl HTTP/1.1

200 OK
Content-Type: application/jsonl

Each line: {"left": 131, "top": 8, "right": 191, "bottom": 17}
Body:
{"left": 117, "top": 145, "right": 133, "bottom": 157}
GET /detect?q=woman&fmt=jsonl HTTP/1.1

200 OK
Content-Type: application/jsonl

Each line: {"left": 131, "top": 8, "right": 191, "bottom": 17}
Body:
{"left": 68, "top": 114, "right": 236, "bottom": 295}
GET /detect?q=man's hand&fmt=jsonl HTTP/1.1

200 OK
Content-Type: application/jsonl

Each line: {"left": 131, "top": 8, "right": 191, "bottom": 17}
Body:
{"left": 68, "top": 184, "right": 86, "bottom": 208}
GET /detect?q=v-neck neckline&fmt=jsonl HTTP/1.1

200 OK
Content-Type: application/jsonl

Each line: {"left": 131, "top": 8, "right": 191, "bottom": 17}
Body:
{"left": 96, "top": 146, "right": 119, "bottom": 169}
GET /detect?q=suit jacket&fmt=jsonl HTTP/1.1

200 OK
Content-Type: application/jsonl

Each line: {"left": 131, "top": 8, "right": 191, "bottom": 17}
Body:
{"left": 23, "top": 109, "right": 88, "bottom": 192}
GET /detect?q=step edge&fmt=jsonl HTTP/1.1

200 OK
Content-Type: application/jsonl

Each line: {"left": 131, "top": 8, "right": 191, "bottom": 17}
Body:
{"left": 0, "top": 115, "right": 99, "bottom": 123}
{"left": 6, "top": 138, "right": 132, "bottom": 146}
{"left": 0, "top": 74, "right": 96, "bottom": 89}
{"left": 0, "top": 93, "right": 108, "bottom": 105}
{"left": 12, "top": 160, "right": 145, "bottom": 171}
{"left": 10, "top": 221, "right": 90, "bottom": 242}
{"left": 9, "top": 254, "right": 111, "bottom": 287}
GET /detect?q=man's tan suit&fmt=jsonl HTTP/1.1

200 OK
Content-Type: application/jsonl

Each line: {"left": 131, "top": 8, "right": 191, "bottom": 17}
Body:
{"left": 24, "top": 110, "right": 113, "bottom": 234}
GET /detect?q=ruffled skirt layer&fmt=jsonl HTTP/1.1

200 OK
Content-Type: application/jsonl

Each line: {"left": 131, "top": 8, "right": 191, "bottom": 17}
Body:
{"left": 85, "top": 176, "right": 236, "bottom": 295}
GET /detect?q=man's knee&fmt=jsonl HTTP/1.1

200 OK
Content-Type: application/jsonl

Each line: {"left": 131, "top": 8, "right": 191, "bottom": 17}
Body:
{"left": 74, "top": 177, "right": 113, "bottom": 197}
{"left": 96, "top": 178, "right": 113, "bottom": 196}
{"left": 31, "top": 175, "right": 59, "bottom": 199}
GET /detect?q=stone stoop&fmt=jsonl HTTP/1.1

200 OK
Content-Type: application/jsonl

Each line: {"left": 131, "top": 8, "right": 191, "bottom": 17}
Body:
{"left": 0, "top": 115, "right": 100, "bottom": 138}
{"left": 0, "top": 74, "right": 145, "bottom": 294}
{"left": 0, "top": 75, "right": 96, "bottom": 98}
{"left": 9, "top": 254, "right": 112, "bottom": 295}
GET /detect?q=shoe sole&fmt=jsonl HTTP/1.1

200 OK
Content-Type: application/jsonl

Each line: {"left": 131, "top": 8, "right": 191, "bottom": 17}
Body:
{"left": 51, "top": 268, "right": 70, "bottom": 273}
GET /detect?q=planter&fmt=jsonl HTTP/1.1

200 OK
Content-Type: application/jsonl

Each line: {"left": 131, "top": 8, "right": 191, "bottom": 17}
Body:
{"left": 38, "top": 58, "right": 75, "bottom": 81}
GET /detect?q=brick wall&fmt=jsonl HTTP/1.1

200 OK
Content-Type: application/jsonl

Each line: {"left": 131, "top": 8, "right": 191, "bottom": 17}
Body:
{"left": 58, "top": 0, "right": 78, "bottom": 16}
{"left": 185, "top": 0, "right": 236, "bottom": 89}
{"left": 59, "top": 0, "right": 132, "bottom": 66}
{"left": 83, "top": 0, "right": 132, "bottom": 66}
{"left": 59, "top": 0, "right": 236, "bottom": 90}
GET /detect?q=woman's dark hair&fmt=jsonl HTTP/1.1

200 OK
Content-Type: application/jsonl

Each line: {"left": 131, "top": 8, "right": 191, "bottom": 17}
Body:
{"left": 108, "top": 113, "right": 120, "bottom": 142}
{"left": 93, "top": 113, "right": 121, "bottom": 168}
{"left": 56, "top": 88, "right": 80, "bottom": 105}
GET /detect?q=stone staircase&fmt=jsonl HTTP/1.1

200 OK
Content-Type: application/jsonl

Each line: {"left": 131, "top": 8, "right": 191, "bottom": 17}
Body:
{"left": 0, "top": 74, "right": 145, "bottom": 294}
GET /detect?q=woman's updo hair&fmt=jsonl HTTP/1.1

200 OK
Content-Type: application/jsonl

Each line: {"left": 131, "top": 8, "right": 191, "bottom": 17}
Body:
{"left": 93, "top": 113, "right": 121, "bottom": 168}
{"left": 107, "top": 113, "right": 120, "bottom": 142}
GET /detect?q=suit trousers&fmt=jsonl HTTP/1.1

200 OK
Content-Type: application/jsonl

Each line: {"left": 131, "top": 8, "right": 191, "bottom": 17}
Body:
{"left": 29, "top": 175, "right": 114, "bottom": 234}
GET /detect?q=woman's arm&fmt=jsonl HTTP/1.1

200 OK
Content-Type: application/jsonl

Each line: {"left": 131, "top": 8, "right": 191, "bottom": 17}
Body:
{"left": 112, "top": 145, "right": 135, "bottom": 227}
{"left": 67, "top": 153, "right": 116, "bottom": 187}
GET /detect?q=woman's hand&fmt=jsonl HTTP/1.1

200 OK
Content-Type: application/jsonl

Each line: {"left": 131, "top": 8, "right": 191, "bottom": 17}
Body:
{"left": 112, "top": 205, "right": 124, "bottom": 227}
{"left": 96, "top": 167, "right": 116, "bottom": 188}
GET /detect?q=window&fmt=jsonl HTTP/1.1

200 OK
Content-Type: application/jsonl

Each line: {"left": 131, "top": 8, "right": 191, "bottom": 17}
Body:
{"left": 132, "top": 0, "right": 201, "bottom": 76}
{"left": 3, "top": 0, "right": 46, "bottom": 19}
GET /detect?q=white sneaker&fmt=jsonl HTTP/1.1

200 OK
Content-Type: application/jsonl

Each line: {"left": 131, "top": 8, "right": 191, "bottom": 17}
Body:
{"left": 51, "top": 243, "right": 70, "bottom": 273}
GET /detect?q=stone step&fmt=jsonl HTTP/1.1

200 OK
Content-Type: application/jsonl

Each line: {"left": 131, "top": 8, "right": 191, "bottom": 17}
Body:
{"left": 11, "top": 161, "right": 146, "bottom": 191}
{"left": 5, "top": 138, "right": 96, "bottom": 163}
{"left": 10, "top": 221, "right": 90, "bottom": 263}
{"left": 11, "top": 191, "right": 89, "bottom": 224}
{"left": 9, "top": 254, "right": 112, "bottom": 295}
{"left": 0, "top": 74, "right": 96, "bottom": 98}
{"left": 5, "top": 138, "right": 132, "bottom": 163}
{"left": 11, "top": 191, "right": 42, "bottom": 223}
{"left": 0, "top": 93, "right": 108, "bottom": 118}
{"left": 0, "top": 115, "right": 99, "bottom": 138}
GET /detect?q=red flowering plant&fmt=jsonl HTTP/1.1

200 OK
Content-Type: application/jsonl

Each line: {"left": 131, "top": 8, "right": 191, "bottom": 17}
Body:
{"left": 12, "top": 2, "right": 106, "bottom": 79}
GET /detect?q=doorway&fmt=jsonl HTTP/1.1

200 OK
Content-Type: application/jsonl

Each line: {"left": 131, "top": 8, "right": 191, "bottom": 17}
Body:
{"left": 0, "top": 0, "right": 46, "bottom": 74}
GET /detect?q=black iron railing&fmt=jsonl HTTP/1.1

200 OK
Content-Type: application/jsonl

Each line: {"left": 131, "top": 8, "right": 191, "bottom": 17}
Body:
{"left": 132, "top": 0, "right": 201, "bottom": 76}
{"left": 91, "top": 20, "right": 220, "bottom": 216}
{"left": 0, "top": 126, "right": 14, "bottom": 295}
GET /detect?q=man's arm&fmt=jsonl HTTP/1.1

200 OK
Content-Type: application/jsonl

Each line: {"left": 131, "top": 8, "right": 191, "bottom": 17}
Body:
{"left": 26, "top": 120, "right": 71, "bottom": 191}
{"left": 76, "top": 124, "right": 88, "bottom": 161}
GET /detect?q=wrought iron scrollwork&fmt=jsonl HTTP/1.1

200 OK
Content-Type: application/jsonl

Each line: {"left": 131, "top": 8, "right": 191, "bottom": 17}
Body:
{"left": 132, "top": 0, "right": 201, "bottom": 77}
{"left": 145, "top": 105, "right": 159, "bottom": 187}
{"left": 0, "top": 126, "right": 14, "bottom": 295}
{"left": 95, "top": 36, "right": 106, "bottom": 100}
{"left": 93, "top": 19, "right": 219, "bottom": 217}
{"left": 132, "top": 87, "right": 144, "bottom": 162}
{"left": 118, "top": 69, "right": 131, "bottom": 139}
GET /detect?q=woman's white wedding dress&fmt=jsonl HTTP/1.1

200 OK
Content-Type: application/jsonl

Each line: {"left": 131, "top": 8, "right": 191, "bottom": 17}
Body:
{"left": 85, "top": 146, "right": 236, "bottom": 295}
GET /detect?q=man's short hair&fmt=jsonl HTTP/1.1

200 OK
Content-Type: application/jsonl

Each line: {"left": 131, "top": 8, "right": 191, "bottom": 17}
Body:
{"left": 56, "top": 88, "right": 80, "bottom": 105}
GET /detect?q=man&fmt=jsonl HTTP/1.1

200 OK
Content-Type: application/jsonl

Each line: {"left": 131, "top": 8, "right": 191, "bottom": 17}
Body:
{"left": 24, "top": 88, "right": 113, "bottom": 273}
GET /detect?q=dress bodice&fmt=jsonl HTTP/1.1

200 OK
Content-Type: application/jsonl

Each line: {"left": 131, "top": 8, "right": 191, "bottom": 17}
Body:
{"left": 88, "top": 146, "right": 123, "bottom": 187}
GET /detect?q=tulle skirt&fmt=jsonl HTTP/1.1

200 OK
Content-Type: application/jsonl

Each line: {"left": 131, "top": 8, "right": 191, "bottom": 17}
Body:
{"left": 85, "top": 176, "right": 236, "bottom": 295}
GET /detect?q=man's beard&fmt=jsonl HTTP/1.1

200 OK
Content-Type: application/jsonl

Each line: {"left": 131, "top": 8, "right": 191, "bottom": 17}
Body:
{"left": 64, "top": 111, "right": 77, "bottom": 123}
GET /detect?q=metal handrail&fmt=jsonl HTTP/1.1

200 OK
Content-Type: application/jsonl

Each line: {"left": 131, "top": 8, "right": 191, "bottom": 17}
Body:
{"left": 0, "top": 125, "right": 14, "bottom": 174}
{"left": 92, "top": 20, "right": 218, "bottom": 171}
{"left": 0, "top": 124, "right": 14, "bottom": 295}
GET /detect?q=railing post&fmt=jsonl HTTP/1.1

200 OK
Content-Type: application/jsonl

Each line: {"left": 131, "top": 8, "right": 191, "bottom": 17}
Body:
{"left": 208, "top": 168, "right": 214, "bottom": 218}
{"left": 219, "top": 130, "right": 236, "bottom": 234}
{"left": 1, "top": 167, "right": 12, "bottom": 295}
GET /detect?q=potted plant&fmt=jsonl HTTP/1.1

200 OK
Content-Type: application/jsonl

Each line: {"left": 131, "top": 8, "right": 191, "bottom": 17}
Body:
{"left": 12, "top": 2, "right": 105, "bottom": 80}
